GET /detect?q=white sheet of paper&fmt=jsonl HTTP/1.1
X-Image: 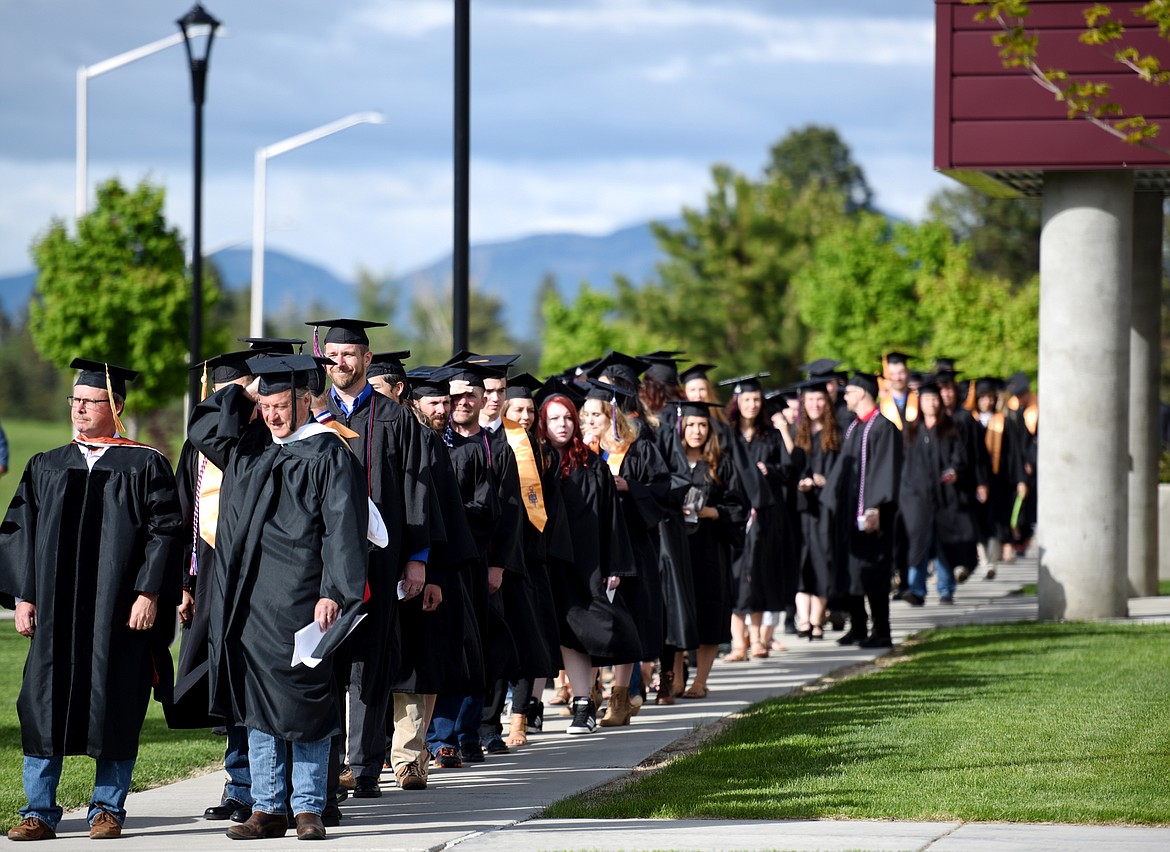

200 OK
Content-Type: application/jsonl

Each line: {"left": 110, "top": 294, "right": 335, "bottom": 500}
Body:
{"left": 367, "top": 498, "right": 388, "bottom": 548}
{"left": 606, "top": 585, "right": 616, "bottom": 603}
{"left": 292, "top": 612, "right": 366, "bottom": 668}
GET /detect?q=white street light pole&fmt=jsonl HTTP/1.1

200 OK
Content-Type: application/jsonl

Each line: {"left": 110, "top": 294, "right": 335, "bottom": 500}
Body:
{"left": 250, "top": 111, "right": 384, "bottom": 337}
{"left": 75, "top": 32, "right": 187, "bottom": 220}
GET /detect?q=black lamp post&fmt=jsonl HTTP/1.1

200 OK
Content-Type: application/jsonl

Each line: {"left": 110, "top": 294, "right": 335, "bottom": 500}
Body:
{"left": 178, "top": 3, "right": 221, "bottom": 409}
{"left": 452, "top": 0, "right": 470, "bottom": 356}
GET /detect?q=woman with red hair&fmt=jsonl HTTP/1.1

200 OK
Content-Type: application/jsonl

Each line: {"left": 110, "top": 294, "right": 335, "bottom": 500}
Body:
{"left": 537, "top": 393, "right": 641, "bottom": 736}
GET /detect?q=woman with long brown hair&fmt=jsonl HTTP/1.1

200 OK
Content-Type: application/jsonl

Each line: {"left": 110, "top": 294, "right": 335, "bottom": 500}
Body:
{"left": 672, "top": 400, "right": 748, "bottom": 700}
{"left": 537, "top": 391, "right": 640, "bottom": 735}
{"left": 794, "top": 379, "right": 841, "bottom": 639}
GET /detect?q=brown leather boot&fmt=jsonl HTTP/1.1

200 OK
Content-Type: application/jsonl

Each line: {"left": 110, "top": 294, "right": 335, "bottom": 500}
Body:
{"left": 599, "top": 685, "right": 632, "bottom": 726}
{"left": 655, "top": 671, "right": 676, "bottom": 705}
{"left": 226, "top": 810, "right": 289, "bottom": 839}
{"left": 505, "top": 713, "right": 528, "bottom": 746}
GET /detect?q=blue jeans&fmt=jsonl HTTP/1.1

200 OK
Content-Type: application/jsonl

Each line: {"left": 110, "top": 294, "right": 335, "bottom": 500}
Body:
{"left": 223, "top": 725, "right": 252, "bottom": 806}
{"left": 908, "top": 549, "right": 956, "bottom": 601}
{"left": 428, "top": 693, "right": 485, "bottom": 751}
{"left": 20, "top": 755, "right": 136, "bottom": 830}
{"left": 247, "top": 729, "right": 328, "bottom": 817}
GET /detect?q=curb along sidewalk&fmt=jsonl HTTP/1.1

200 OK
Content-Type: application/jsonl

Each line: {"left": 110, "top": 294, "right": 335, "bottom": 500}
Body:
{"left": 31, "top": 558, "right": 1170, "bottom": 851}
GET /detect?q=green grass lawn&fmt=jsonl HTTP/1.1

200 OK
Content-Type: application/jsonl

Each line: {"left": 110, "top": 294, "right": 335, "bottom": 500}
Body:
{"left": 1016, "top": 580, "right": 1170, "bottom": 596}
{"left": 547, "top": 622, "right": 1170, "bottom": 825}
{"left": 0, "top": 631, "right": 224, "bottom": 832}
{"left": 0, "top": 418, "right": 74, "bottom": 514}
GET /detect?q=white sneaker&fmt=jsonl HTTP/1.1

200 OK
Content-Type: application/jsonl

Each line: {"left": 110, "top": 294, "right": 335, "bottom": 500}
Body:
{"left": 566, "top": 697, "right": 597, "bottom": 734}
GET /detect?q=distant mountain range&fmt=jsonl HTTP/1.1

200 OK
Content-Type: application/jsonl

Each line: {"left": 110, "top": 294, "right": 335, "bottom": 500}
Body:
{"left": 0, "top": 218, "right": 677, "bottom": 340}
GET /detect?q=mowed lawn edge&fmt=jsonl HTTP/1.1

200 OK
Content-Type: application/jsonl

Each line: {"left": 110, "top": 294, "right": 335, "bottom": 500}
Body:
{"left": 545, "top": 622, "right": 1170, "bottom": 826}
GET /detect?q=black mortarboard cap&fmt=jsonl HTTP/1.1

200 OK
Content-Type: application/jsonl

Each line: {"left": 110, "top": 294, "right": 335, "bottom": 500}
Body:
{"left": 847, "top": 371, "right": 880, "bottom": 398}
{"left": 676, "top": 399, "right": 722, "bottom": 419}
{"left": 884, "top": 351, "right": 912, "bottom": 367}
{"left": 248, "top": 354, "right": 322, "bottom": 395}
{"left": 193, "top": 350, "right": 255, "bottom": 384}
{"left": 584, "top": 378, "right": 636, "bottom": 403}
{"left": 1005, "top": 371, "right": 1030, "bottom": 397}
{"left": 505, "top": 372, "right": 542, "bottom": 400}
{"left": 933, "top": 357, "right": 957, "bottom": 375}
{"left": 444, "top": 351, "right": 520, "bottom": 377}
{"left": 917, "top": 373, "right": 942, "bottom": 396}
{"left": 407, "top": 365, "right": 457, "bottom": 399}
{"left": 305, "top": 318, "right": 387, "bottom": 347}
{"left": 71, "top": 358, "right": 137, "bottom": 399}
{"left": 446, "top": 360, "right": 498, "bottom": 391}
{"left": 679, "top": 363, "right": 716, "bottom": 384}
{"left": 535, "top": 376, "right": 586, "bottom": 408}
{"left": 717, "top": 372, "right": 770, "bottom": 394}
{"left": 799, "top": 358, "right": 842, "bottom": 377}
{"left": 588, "top": 351, "right": 651, "bottom": 386}
{"left": 239, "top": 336, "right": 304, "bottom": 354}
{"left": 974, "top": 376, "right": 1004, "bottom": 397}
{"left": 367, "top": 350, "right": 411, "bottom": 379}
{"left": 796, "top": 377, "right": 831, "bottom": 394}
{"left": 638, "top": 350, "right": 685, "bottom": 384}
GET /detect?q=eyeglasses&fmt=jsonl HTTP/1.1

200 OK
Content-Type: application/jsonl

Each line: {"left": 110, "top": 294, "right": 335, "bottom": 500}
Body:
{"left": 67, "top": 396, "right": 111, "bottom": 408}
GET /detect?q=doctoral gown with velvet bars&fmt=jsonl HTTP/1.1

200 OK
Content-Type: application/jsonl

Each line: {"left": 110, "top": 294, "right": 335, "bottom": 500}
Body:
{"left": 0, "top": 441, "right": 184, "bottom": 759}
{"left": 189, "top": 385, "right": 368, "bottom": 742}
{"left": 682, "top": 454, "right": 749, "bottom": 646}
{"left": 551, "top": 450, "right": 642, "bottom": 664}
{"left": 325, "top": 390, "right": 438, "bottom": 704}
{"left": 607, "top": 431, "right": 670, "bottom": 660}
{"left": 391, "top": 427, "right": 483, "bottom": 695}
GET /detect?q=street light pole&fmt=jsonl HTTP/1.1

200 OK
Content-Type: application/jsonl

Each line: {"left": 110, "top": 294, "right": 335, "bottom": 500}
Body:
{"left": 453, "top": 0, "right": 470, "bottom": 356}
{"left": 75, "top": 32, "right": 186, "bottom": 219}
{"left": 178, "top": 3, "right": 221, "bottom": 410}
{"left": 250, "top": 112, "right": 385, "bottom": 338}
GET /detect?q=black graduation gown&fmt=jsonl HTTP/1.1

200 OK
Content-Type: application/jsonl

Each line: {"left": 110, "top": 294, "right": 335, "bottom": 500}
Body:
{"left": 446, "top": 428, "right": 521, "bottom": 684}
{"left": 900, "top": 420, "right": 980, "bottom": 571}
{"left": 825, "top": 412, "right": 902, "bottom": 597}
{"left": 796, "top": 431, "right": 839, "bottom": 598}
{"left": 606, "top": 432, "right": 670, "bottom": 660}
{"left": 682, "top": 454, "right": 749, "bottom": 646}
{"left": 549, "top": 450, "right": 642, "bottom": 664}
{"left": 0, "top": 441, "right": 184, "bottom": 759}
{"left": 391, "top": 428, "right": 482, "bottom": 695}
{"left": 168, "top": 440, "right": 221, "bottom": 728}
{"left": 500, "top": 423, "right": 563, "bottom": 679}
{"left": 189, "top": 386, "right": 368, "bottom": 742}
{"left": 729, "top": 426, "right": 801, "bottom": 613}
{"left": 974, "top": 411, "right": 1026, "bottom": 544}
{"left": 326, "top": 390, "right": 437, "bottom": 703}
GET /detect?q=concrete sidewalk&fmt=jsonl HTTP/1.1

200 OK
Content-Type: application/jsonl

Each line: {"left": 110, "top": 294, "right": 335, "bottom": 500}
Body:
{"left": 24, "top": 558, "right": 1170, "bottom": 850}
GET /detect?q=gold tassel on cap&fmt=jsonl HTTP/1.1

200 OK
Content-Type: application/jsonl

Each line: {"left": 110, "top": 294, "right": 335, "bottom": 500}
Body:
{"left": 105, "top": 363, "right": 127, "bottom": 436}
{"left": 200, "top": 360, "right": 210, "bottom": 402}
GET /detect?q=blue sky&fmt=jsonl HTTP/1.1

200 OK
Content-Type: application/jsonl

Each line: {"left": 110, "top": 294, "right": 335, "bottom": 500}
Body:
{"left": 0, "top": 0, "right": 945, "bottom": 279}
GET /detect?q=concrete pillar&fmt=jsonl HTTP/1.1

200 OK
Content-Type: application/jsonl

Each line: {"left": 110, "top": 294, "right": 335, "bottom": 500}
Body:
{"left": 1129, "top": 192, "right": 1163, "bottom": 597}
{"left": 1037, "top": 171, "right": 1132, "bottom": 620}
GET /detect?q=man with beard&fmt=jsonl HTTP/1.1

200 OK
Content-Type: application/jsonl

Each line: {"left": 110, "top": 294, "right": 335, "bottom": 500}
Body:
{"left": 307, "top": 319, "right": 436, "bottom": 806}
{"left": 188, "top": 354, "right": 369, "bottom": 840}
{"left": 2, "top": 360, "right": 184, "bottom": 841}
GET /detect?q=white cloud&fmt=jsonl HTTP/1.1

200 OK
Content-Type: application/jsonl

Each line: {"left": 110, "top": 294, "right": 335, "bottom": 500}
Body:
{"left": 348, "top": 0, "right": 453, "bottom": 39}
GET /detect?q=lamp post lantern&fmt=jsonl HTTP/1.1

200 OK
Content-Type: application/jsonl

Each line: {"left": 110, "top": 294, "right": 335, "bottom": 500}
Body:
{"left": 178, "top": 3, "right": 221, "bottom": 409}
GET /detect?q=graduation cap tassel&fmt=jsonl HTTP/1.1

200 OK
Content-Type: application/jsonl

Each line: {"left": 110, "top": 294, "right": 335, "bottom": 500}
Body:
{"left": 612, "top": 398, "right": 618, "bottom": 440}
{"left": 105, "top": 364, "right": 127, "bottom": 436}
{"left": 200, "top": 360, "right": 210, "bottom": 402}
{"left": 312, "top": 326, "right": 323, "bottom": 359}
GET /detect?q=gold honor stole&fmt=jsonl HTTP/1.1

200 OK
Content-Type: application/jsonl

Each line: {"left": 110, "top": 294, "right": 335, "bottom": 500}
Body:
{"left": 984, "top": 412, "right": 1005, "bottom": 475}
{"left": 603, "top": 446, "right": 629, "bottom": 477}
{"left": 502, "top": 418, "right": 547, "bottom": 532}
{"left": 879, "top": 390, "right": 917, "bottom": 431}
{"left": 197, "top": 460, "right": 223, "bottom": 548}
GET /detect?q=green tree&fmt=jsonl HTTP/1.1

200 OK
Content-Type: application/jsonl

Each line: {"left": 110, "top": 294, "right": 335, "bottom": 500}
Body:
{"left": 29, "top": 178, "right": 224, "bottom": 416}
{"left": 765, "top": 124, "right": 874, "bottom": 213}
{"left": 0, "top": 315, "right": 63, "bottom": 422}
{"left": 403, "top": 281, "right": 521, "bottom": 368}
{"left": 354, "top": 265, "right": 401, "bottom": 352}
{"left": 927, "top": 185, "right": 1041, "bottom": 286}
{"left": 538, "top": 282, "right": 659, "bottom": 377}
{"left": 620, "top": 164, "right": 844, "bottom": 382}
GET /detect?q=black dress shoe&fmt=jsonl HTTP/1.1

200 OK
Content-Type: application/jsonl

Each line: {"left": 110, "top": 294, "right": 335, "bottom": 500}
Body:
{"left": 902, "top": 592, "right": 925, "bottom": 607}
{"left": 205, "top": 798, "right": 249, "bottom": 821}
{"left": 353, "top": 776, "right": 382, "bottom": 798}
{"left": 836, "top": 629, "right": 865, "bottom": 646}
{"left": 460, "top": 743, "right": 486, "bottom": 763}
{"left": 320, "top": 801, "right": 342, "bottom": 828}
{"left": 859, "top": 634, "right": 893, "bottom": 648}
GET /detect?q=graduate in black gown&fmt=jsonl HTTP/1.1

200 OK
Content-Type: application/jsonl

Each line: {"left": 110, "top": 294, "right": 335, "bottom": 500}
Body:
{"left": 672, "top": 399, "right": 748, "bottom": 700}
{"left": 1, "top": 360, "right": 183, "bottom": 842}
{"left": 537, "top": 390, "right": 641, "bottom": 736}
{"left": 824, "top": 372, "right": 902, "bottom": 649}
{"left": 579, "top": 379, "right": 670, "bottom": 726}
{"left": 187, "top": 355, "right": 370, "bottom": 840}
{"left": 899, "top": 376, "right": 980, "bottom": 606}
{"left": 794, "top": 378, "right": 842, "bottom": 640}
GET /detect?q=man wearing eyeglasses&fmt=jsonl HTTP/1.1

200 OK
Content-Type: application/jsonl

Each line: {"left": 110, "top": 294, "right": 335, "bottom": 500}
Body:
{"left": 0, "top": 359, "right": 184, "bottom": 841}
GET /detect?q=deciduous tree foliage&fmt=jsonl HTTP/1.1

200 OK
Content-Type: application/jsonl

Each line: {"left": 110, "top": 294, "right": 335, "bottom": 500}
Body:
{"left": 29, "top": 178, "right": 224, "bottom": 414}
